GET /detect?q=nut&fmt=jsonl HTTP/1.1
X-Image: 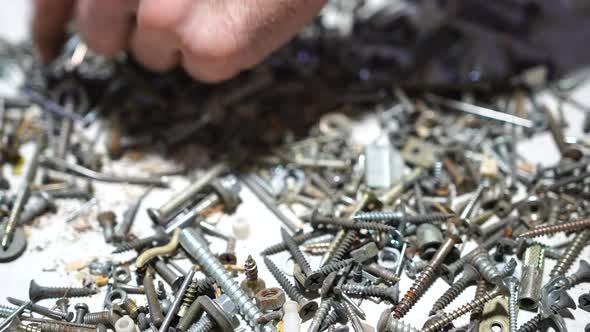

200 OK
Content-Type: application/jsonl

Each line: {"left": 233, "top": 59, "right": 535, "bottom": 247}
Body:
{"left": 113, "top": 266, "right": 132, "bottom": 284}
{"left": 255, "top": 287, "right": 286, "bottom": 311}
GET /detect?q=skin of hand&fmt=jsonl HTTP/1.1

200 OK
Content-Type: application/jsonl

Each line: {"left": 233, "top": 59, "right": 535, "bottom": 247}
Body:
{"left": 33, "top": 0, "right": 327, "bottom": 82}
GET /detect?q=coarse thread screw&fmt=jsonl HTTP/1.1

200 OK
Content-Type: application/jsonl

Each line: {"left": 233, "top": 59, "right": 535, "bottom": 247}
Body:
{"left": 550, "top": 229, "right": 590, "bottom": 277}
{"left": 17, "top": 323, "right": 41, "bottom": 332}
{"left": 505, "top": 277, "right": 519, "bottom": 332}
{"left": 179, "top": 228, "right": 276, "bottom": 332}
{"left": 340, "top": 284, "right": 397, "bottom": 303}
{"left": 385, "top": 318, "right": 419, "bottom": 332}
{"left": 517, "top": 295, "right": 574, "bottom": 332}
{"left": 245, "top": 255, "right": 258, "bottom": 281}
{"left": 112, "top": 233, "right": 168, "bottom": 254}
{"left": 39, "top": 322, "right": 96, "bottom": 332}
{"left": 342, "top": 300, "right": 364, "bottom": 332}
{"left": 178, "top": 278, "right": 216, "bottom": 317}
{"left": 281, "top": 228, "right": 324, "bottom": 290}
{"left": 260, "top": 231, "right": 325, "bottom": 256}
{"left": 317, "top": 258, "right": 355, "bottom": 276}
{"left": 518, "top": 218, "right": 590, "bottom": 238}
{"left": 393, "top": 236, "right": 458, "bottom": 318}
{"left": 566, "top": 260, "right": 590, "bottom": 287}
{"left": 310, "top": 215, "right": 397, "bottom": 232}
{"left": 468, "top": 250, "right": 502, "bottom": 284}
{"left": 308, "top": 297, "right": 333, "bottom": 332}
{"left": 420, "top": 287, "right": 504, "bottom": 332}
{"left": 469, "top": 278, "right": 487, "bottom": 322}
{"left": 84, "top": 310, "right": 119, "bottom": 327}
{"left": 328, "top": 230, "right": 357, "bottom": 264}
{"left": 430, "top": 264, "right": 480, "bottom": 315}
{"left": 352, "top": 212, "right": 454, "bottom": 224}
{"left": 29, "top": 280, "right": 98, "bottom": 303}
{"left": 187, "top": 315, "right": 216, "bottom": 332}
{"left": 365, "top": 264, "right": 401, "bottom": 284}
{"left": 319, "top": 302, "right": 348, "bottom": 331}
{"left": 0, "top": 304, "right": 17, "bottom": 318}
{"left": 263, "top": 256, "right": 318, "bottom": 321}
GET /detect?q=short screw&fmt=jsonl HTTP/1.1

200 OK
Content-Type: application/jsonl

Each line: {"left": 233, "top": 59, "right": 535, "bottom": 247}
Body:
{"left": 97, "top": 211, "right": 117, "bottom": 243}
{"left": 240, "top": 255, "right": 266, "bottom": 297}
{"left": 7, "top": 297, "right": 73, "bottom": 321}
{"left": 29, "top": 280, "right": 98, "bottom": 302}
{"left": 430, "top": 264, "right": 480, "bottom": 315}
{"left": 263, "top": 256, "right": 318, "bottom": 321}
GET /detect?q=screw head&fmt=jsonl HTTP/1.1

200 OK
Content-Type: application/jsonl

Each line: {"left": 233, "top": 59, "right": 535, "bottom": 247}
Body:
{"left": 299, "top": 300, "right": 318, "bottom": 321}
{"left": 304, "top": 272, "right": 325, "bottom": 290}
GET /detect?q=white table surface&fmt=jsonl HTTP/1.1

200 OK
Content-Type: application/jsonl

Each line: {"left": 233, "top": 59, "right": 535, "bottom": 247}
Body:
{"left": 0, "top": 3, "right": 589, "bottom": 331}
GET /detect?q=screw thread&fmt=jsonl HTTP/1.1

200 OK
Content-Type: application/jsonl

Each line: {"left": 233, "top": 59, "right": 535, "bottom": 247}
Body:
{"left": 352, "top": 212, "right": 453, "bottom": 224}
{"left": 550, "top": 229, "right": 590, "bottom": 277}
{"left": 430, "top": 277, "right": 470, "bottom": 314}
{"left": 328, "top": 230, "right": 357, "bottom": 264}
{"left": 517, "top": 314, "right": 541, "bottom": 332}
{"left": 365, "top": 264, "right": 401, "bottom": 283}
{"left": 470, "top": 278, "right": 487, "bottom": 321}
{"left": 387, "top": 318, "right": 419, "bottom": 332}
{"left": 0, "top": 304, "right": 17, "bottom": 318}
{"left": 508, "top": 282, "right": 518, "bottom": 332}
{"left": 519, "top": 218, "right": 590, "bottom": 238}
{"left": 30, "top": 284, "right": 97, "bottom": 302}
{"left": 187, "top": 315, "right": 215, "bottom": 332}
{"left": 469, "top": 251, "right": 501, "bottom": 283}
{"left": 17, "top": 323, "right": 41, "bottom": 332}
{"left": 263, "top": 256, "right": 305, "bottom": 304}
{"left": 308, "top": 298, "right": 333, "bottom": 332}
{"left": 319, "top": 302, "right": 347, "bottom": 330}
{"left": 112, "top": 233, "right": 167, "bottom": 254}
{"left": 179, "top": 229, "right": 271, "bottom": 332}
{"left": 406, "top": 213, "right": 455, "bottom": 225}
{"left": 178, "top": 278, "right": 215, "bottom": 317}
{"left": 84, "top": 311, "right": 116, "bottom": 326}
{"left": 260, "top": 231, "right": 323, "bottom": 256}
{"left": 341, "top": 284, "right": 394, "bottom": 302}
{"left": 312, "top": 216, "right": 397, "bottom": 232}
{"left": 352, "top": 264, "right": 363, "bottom": 283}
{"left": 245, "top": 255, "right": 258, "bottom": 281}
{"left": 318, "top": 258, "right": 354, "bottom": 276}
{"left": 39, "top": 322, "right": 96, "bottom": 332}
{"left": 281, "top": 228, "right": 312, "bottom": 274}
{"left": 420, "top": 288, "right": 501, "bottom": 332}
{"left": 393, "top": 265, "right": 436, "bottom": 318}
{"left": 121, "top": 299, "right": 140, "bottom": 319}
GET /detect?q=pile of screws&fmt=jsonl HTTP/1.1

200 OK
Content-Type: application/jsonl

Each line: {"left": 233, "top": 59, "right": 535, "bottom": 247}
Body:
{"left": 1, "top": 3, "right": 590, "bottom": 332}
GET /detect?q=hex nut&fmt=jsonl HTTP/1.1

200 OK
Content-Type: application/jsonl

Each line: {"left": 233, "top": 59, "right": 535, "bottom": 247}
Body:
{"left": 255, "top": 287, "right": 286, "bottom": 311}
{"left": 113, "top": 266, "right": 132, "bottom": 284}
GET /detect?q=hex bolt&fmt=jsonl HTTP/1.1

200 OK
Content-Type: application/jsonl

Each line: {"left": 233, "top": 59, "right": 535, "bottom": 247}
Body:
{"left": 430, "top": 264, "right": 480, "bottom": 314}
{"left": 147, "top": 162, "right": 227, "bottom": 225}
{"left": 281, "top": 228, "right": 324, "bottom": 290}
{"left": 29, "top": 280, "right": 98, "bottom": 302}
{"left": 468, "top": 249, "right": 502, "bottom": 285}
{"left": 420, "top": 287, "right": 505, "bottom": 332}
{"left": 518, "top": 218, "right": 590, "bottom": 238}
{"left": 393, "top": 235, "right": 459, "bottom": 319}
{"left": 97, "top": 211, "right": 117, "bottom": 243}
{"left": 263, "top": 256, "right": 317, "bottom": 322}
{"left": 179, "top": 228, "right": 276, "bottom": 332}
{"left": 1, "top": 136, "right": 43, "bottom": 250}
{"left": 18, "top": 193, "right": 57, "bottom": 226}
{"left": 550, "top": 228, "right": 590, "bottom": 277}
{"left": 143, "top": 268, "right": 164, "bottom": 327}
{"left": 339, "top": 284, "right": 397, "bottom": 304}
{"left": 240, "top": 255, "right": 266, "bottom": 297}
{"left": 186, "top": 295, "right": 239, "bottom": 332}
{"left": 74, "top": 303, "right": 89, "bottom": 324}
{"left": 518, "top": 244, "right": 544, "bottom": 310}
{"left": 153, "top": 259, "right": 185, "bottom": 291}
{"left": 7, "top": 297, "right": 73, "bottom": 321}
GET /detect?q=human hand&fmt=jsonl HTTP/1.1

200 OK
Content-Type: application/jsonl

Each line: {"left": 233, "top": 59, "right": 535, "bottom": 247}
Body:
{"left": 33, "top": 0, "right": 327, "bottom": 82}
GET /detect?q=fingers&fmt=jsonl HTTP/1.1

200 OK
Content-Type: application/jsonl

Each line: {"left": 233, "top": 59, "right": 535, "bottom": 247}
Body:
{"left": 32, "top": 0, "right": 76, "bottom": 63}
{"left": 76, "top": 0, "right": 138, "bottom": 56}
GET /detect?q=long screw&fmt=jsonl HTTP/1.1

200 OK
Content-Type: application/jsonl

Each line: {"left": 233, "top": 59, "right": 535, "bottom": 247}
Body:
{"left": 506, "top": 277, "right": 519, "bottom": 332}
{"left": 280, "top": 228, "right": 324, "bottom": 290}
{"left": 352, "top": 212, "right": 454, "bottom": 224}
{"left": 469, "top": 278, "right": 488, "bottom": 324}
{"left": 28, "top": 280, "right": 98, "bottom": 302}
{"left": 263, "top": 256, "right": 317, "bottom": 321}
{"left": 518, "top": 218, "right": 590, "bottom": 238}
{"left": 308, "top": 297, "right": 333, "bottom": 332}
{"left": 159, "top": 268, "right": 196, "bottom": 332}
{"left": 327, "top": 230, "right": 357, "bottom": 264}
{"left": 549, "top": 228, "right": 590, "bottom": 277}
{"left": 310, "top": 215, "right": 397, "bottom": 232}
{"left": 143, "top": 268, "right": 164, "bottom": 327}
{"left": 342, "top": 301, "right": 364, "bottom": 332}
{"left": 114, "top": 187, "right": 152, "bottom": 241}
{"left": 1, "top": 136, "right": 43, "bottom": 249}
{"left": 340, "top": 284, "right": 397, "bottom": 303}
{"left": 179, "top": 228, "right": 276, "bottom": 332}
{"left": 7, "top": 297, "right": 72, "bottom": 321}
{"left": 112, "top": 232, "right": 168, "bottom": 254}
{"left": 260, "top": 231, "right": 325, "bottom": 256}
{"left": 429, "top": 264, "right": 480, "bottom": 314}
{"left": 393, "top": 235, "right": 459, "bottom": 318}
{"left": 420, "top": 287, "right": 504, "bottom": 332}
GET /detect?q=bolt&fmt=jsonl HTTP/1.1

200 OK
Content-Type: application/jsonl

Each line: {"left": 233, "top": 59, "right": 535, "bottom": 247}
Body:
{"left": 430, "top": 264, "right": 480, "bottom": 314}
{"left": 7, "top": 297, "right": 73, "bottom": 321}
{"left": 179, "top": 228, "right": 276, "bottom": 331}
{"left": 1, "top": 135, "right": 43, "bottom": 250}
{"left": 29, "top": 280, "right": 98, "bottom": 302}
{"left": 420, "top": 287, "right": 505, "bottom": 332}
{"left": 74, "top": 303, "right": 89, "bottom": 324}
{"left": 83, "top": 310, "right": 120, "bottom": 327}
{"left": 147, "top": 162, "right": 227, "bottom": 225}
{"left": 518, "top": 217, "right": 590, "bottom": 238}
{"left": 97, "top": 211, "right": 117, "bottom": 243}
{"left": 143, "top": 268, "right": 164, "bottom": 327}
{"left": 120, "top": 298, "right": 140, "bottom": 319}
{"left": 281, "top": 228, "right": 324, "bottom": 290}
{"left": 263, "top": 256, "right": 317, "bottom": 321}
{"left": 393, "top": 234, "right": 459, "bottom": 318}
{"left": 550, "top": 228, "right": 590, "bottom": 277}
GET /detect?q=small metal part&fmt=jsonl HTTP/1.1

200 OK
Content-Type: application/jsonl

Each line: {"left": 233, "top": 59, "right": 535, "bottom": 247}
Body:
{"left": 28, "top": 280, "right": 98, "bottom": 302}
{"left": 254, "top": 288, "right": 286, "bottom": 311}
{"left": 104, "top": 289, "right": 128, "bottom": 308}
{"left": 365, "top": 142, "right": 403, "bottom": 188}
{"left": 479, "top": 295, "right": 510, "bottom": 332}
{"left": 416, "top": 223, "right": 443, "bottom": 260}
{"left": 113, "top": 266, "right": 132, "bottom": 284}
{"left": 188, "top": 295, "right": 240, "bottom": 332}
{"left": 0, "top": 224, "right": 27, "bottom": 262}
{"left": 153, "top": 259, "right": 185, "bottom": 291}
{"left": 240, "top": 255, "right": 266, "bottom": 297}
{"left": 518, "top": 244, "right": 544, "bottom": 310}
{"left": 402, "top": 137, "right": 439, "bottom": 168}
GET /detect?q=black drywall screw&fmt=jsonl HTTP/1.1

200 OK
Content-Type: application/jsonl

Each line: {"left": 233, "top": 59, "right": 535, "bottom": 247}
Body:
{"left": 7, "top": 297, "right": 72, "bottom": 321}
{"left": 281, "top": 228, "right": 325, "bottom": 290}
